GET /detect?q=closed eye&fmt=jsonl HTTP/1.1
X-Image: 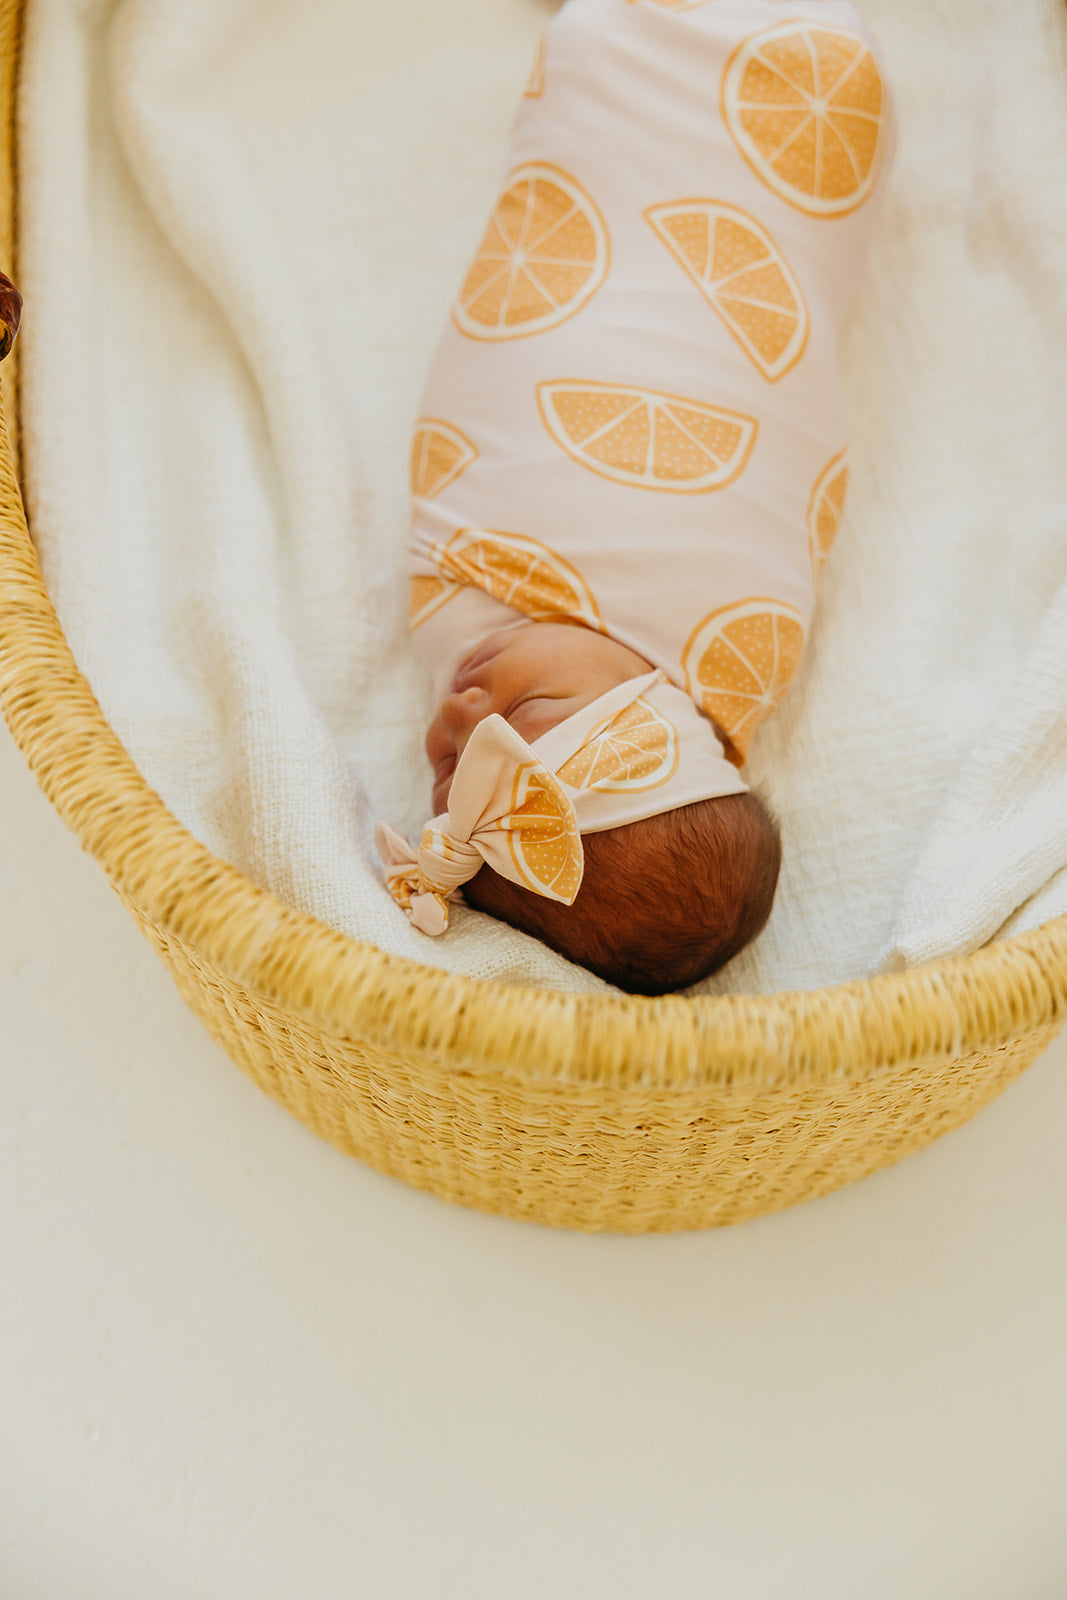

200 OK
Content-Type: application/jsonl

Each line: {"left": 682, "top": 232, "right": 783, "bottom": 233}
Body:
{"left": 508, "top": 692, "right": 563, "bottom": 717}
{"left": 507, "top": 694, "right": 575, "bottom": 735}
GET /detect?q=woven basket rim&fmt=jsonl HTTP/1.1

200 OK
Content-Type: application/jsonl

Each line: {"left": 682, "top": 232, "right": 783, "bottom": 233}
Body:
{"left": 1, "top": 0, "right": 1065, "bottom": 1094}
{"left": 4, "top": 462, "right": 1066, "bottom": 1092}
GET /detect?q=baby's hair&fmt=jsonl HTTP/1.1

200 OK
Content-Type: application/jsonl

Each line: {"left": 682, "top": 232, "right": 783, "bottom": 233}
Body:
{"left": 463, "top": 790, "right": 781, "bottom": 996}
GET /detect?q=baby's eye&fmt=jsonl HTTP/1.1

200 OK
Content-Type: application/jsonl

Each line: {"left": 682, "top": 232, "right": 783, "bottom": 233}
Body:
{"left": 509, "top": 693, "right": 558, "bottom": 718}
{"left": 508, "top": 695, "right": 575, "bottom": 737}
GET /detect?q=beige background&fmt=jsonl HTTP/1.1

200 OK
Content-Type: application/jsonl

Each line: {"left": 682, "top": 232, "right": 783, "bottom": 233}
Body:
{"left": 2, "top": 721, "right": 1066, "bottom": 1598}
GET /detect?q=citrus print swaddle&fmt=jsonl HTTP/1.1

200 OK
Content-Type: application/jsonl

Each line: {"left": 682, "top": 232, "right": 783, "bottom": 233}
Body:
{"left": 384, "top": 0, "right": 892, "bottom": 981}
{"left": 411, "top": 0, "right": 890, "bottom": 729}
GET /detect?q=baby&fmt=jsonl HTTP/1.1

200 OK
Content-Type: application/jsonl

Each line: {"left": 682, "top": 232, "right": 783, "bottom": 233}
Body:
{"left": 378, "top": 0, "right": 892, "bottom": 994}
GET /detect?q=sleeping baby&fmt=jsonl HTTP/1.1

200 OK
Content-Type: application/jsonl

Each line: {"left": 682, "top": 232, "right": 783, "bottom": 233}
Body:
{"left": 377, "top": 0, "right": 893, "bottom": 994}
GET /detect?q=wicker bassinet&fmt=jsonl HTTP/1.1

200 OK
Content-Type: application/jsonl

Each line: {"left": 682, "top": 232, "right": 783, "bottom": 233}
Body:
{"left": 2, "top": 0, "right": 1065, "bottom": 1234}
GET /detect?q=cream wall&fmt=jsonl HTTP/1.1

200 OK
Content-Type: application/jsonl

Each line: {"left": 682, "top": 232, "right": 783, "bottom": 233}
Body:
{"left": 2, "top": 721, "right": 1066, "bottom": 1599}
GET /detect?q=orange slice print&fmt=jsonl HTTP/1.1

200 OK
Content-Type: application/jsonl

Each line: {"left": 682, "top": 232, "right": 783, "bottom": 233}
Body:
{"left": 538, "top": 380, "right": 757, "bottom": 493}
{"left": 682, "top": 597, "right": 805, "bottom": 761}
{"left": 807, "top": 450, "right": 849, "bottom": 577}
{"left": 645, "top": 200, "right": 809, "bottom": 382}
{"left": 558, "top": 698, "right": 680, "bottom": 794}
{"left": 504, "top": 764, "right": 583, "bottom": 902}
{"left": 409, "top": 574, "right": 460, "bottom": 629}
{"left": 411, "top": 419, "right": 478, "bottom": 501}
{"left": 435, "top": 528, "right": 602, "bottom": 629}
{"left": 722, "top": 23, "right": 887, "bottom": 217}
{"left": 524, "top": 34, "right": 546, "bottom": 97}
{"left": 453, "top": 163, "right": 609, "bottom": 341}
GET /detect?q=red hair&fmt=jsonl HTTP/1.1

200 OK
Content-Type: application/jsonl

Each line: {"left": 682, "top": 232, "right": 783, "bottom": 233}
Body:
{"left": 462, "top": 790, "right": 781, "bottom": 995}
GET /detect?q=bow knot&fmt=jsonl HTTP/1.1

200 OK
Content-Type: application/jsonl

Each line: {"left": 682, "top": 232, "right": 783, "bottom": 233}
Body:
{"left": 375, "top": 670, "right": 749, "bottom": 936}
{"left": 374, "top": 714, "right": 583, "bottom": 935}
{"left": 374, "top": 832, "right": 455, "bottom": 936}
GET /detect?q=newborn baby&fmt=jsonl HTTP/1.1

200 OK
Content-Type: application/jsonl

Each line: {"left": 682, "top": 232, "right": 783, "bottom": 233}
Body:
{"left": 378, "top": 0, "right": 892, "bottom": 994}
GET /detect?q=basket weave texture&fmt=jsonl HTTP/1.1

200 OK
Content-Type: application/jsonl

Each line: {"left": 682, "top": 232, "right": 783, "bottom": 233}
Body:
{"left": 1, "top": 0, "right": 1065, "bottom": 1231}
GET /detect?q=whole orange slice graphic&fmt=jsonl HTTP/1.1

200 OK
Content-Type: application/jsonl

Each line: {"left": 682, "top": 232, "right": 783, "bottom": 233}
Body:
{"left": 453, "top": 163, "right": 609, "bottom": 340}
{"left": 538, "top": 380, "right": 757, "bottom": 493}
{"left": 559, "top": 698, "right": 680, "bottom": 794}
{"left": 646, "top": 200, "right": 809, "bottom": 381}
{"left": 434, "top": 528, "right": 602, "bottom": 629}
{"left": 722, "top": 23, "right": 887, "bottom": 217}
{"left": 807, "top": 450, "right": 849, "bottom": 577}
{"left": 682, "top": 597, "right": 805, "bottom": 761}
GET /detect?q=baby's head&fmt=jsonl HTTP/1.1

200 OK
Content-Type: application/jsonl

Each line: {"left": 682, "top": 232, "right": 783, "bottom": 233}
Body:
{"left": 464, "top": 793, "right": 780, "bottom": 994}
{"left": 425, "top": 622, "right": 781, "bottom": 995}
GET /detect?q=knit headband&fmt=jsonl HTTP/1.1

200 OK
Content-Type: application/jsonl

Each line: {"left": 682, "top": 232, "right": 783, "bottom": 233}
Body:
{"left": 375, "top": 670, "right": 748, "bottom": 935}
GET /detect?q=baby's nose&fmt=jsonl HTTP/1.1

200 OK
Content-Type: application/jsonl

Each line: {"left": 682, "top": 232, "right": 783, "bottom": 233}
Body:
{"left": 440, "top": 685, "right": 492, "bottom": 740}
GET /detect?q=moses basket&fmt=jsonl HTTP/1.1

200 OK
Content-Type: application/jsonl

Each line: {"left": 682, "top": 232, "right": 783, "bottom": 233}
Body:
{"left": 2, "top": 0, "right": 1066, "bottom": 1234}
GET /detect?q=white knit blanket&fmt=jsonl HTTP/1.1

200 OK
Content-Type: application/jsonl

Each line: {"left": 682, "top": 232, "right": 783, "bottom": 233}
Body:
{"left": 18, "top": 0, "right": 1067, "bottom": 997}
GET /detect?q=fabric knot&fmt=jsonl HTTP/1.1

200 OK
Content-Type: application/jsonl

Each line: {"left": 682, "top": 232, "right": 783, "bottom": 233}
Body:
{"left": 376, "top": 671, "right": 747, "bottom": 936}
{"left": 373, "top": 714, "right": 583, "bottom": 935}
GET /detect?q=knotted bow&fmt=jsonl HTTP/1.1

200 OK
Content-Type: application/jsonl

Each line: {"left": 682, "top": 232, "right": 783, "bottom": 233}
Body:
{"left": 376, "top": 670, "right": 749, "bottom": 935}
{"left": 375, "top": 712, "right": 583, "bottom": 935}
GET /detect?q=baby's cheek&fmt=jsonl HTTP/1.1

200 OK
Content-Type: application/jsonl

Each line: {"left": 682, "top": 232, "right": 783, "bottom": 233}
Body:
{"left": 425, "top": 713, "right": 453, "bottom": 766}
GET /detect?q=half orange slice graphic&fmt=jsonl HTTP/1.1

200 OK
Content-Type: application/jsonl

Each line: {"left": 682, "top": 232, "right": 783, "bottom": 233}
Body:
{"left": 453, "top": 163, "right": 609, "bottom": 341}
{"left": 807, "top": 450, "right": 849, "bottom": 577}
{"left": 538, "top": 380, "right": 757, "bottom": 493}
{"left": 409, "top": 574, "right": 459, "bottom": 630}
{"left": 410, "top": 418, "right": 478, "bottom": 501}
{"left": 505, "top": 764, "right": 583, "bottom": 902}
{"left": 558, "top": 698, "right": 680, "bottom": 794}
{"left": 524, "top": 34, "right": 546, "bottom": 98}
{"left": 722, "top": 23, "right": 887, "bottom": 217}
{"left": 646, "top": 200, "right": 808, "bottom": 382}
{"left": 434, "top": 528, "right": 602, "bottom": 629}
{"left": 682, "top": 597, "right": 805, "bottom": 761}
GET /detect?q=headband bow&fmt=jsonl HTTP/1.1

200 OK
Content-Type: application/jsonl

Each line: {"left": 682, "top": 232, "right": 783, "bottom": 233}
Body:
{"left": 376, "top": 670, "right": 747, "bottom": 935}
{"left": 376, "top": 714, "right": 582, "bottom": 935}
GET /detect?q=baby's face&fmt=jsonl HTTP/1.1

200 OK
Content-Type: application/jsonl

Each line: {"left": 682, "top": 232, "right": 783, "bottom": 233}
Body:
{"left": 426, "top": 622, "right": 652, "bottom": 814}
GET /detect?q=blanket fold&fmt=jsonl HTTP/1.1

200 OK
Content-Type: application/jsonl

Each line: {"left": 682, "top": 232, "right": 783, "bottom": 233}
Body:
{"left": 17, "top": 0, "right": 1067, "bottom": 997}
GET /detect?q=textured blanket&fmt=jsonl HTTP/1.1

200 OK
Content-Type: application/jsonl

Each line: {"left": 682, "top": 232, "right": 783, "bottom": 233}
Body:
{"left": 18, "top": 0, "right": 1067, "bottom": 996}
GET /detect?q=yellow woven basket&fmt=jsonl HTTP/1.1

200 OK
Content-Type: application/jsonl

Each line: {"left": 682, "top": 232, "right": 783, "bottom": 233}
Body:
{"left": 2, "top": 0, "right": 1065, "bottom": 1233}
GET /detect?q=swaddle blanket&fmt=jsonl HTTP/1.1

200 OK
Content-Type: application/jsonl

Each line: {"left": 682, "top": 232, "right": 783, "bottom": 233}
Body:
{"left": 16, "top": 0, "right": 1067, "bottom": 997}
{"left": 412, "top": 0, "right": 892, "bottom": 761}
